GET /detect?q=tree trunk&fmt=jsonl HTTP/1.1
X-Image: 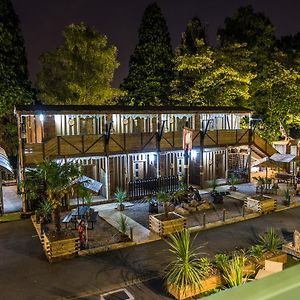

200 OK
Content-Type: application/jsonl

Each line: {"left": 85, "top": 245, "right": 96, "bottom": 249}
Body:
{"left": 54, "top": 206, "right": 61, "bottom": 233}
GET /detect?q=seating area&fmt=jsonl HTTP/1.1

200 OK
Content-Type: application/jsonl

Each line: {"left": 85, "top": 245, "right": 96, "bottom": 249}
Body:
{"left": 62, "top": 206, "right": 98, "bottom": 230}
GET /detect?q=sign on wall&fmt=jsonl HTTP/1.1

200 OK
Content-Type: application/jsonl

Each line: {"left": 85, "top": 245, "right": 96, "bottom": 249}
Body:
{"left": 183, "top": 127, "right": 193, "bottom": 151}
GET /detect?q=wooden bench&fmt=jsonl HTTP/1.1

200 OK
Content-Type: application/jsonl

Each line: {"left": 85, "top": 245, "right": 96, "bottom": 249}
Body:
{"left": 87, "top": 211, "right": 98, "bottom": 229}
{"left": 62, "top": 212, "right": 73, "bottom": 229}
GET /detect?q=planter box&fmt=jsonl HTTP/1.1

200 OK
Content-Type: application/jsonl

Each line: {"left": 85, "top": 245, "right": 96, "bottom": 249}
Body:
{"left": 167, "top": 272, "right": 223, "bottom": 300}
{"left": 149, "top": 212, "right": 186, "bottom": 236}
{"left": 245, "top": 195, "right": 276, "bottom": 213}
{"left": 282, "top": 242, "right": 300, "bottom": 259}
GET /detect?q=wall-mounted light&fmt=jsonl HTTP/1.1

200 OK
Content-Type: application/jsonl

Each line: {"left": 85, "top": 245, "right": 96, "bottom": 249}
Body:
{"left": 39, "top": 114, "right": 44, "bottom": 122}
{"left": 191, "top": 150, "right": 197, "bottom": 160}
{"left": 123, "top": 118, "right": 129, "bottom": 125}
{"left": 149, "top": 153, "right": 155, "bottom": 164}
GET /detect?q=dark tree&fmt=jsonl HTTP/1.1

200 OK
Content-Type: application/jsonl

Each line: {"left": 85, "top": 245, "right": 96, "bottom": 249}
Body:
{"left": 121, "top": 2, "right": 174, "bottom": 106}
{"left": 0, "top": 0, "right": 33, "bottom": 157}
{"left": 217, "top": 5, "right": 276, "bottom": 52}
{"left": 176, "top": 17, "right": 207, "bottom": 55}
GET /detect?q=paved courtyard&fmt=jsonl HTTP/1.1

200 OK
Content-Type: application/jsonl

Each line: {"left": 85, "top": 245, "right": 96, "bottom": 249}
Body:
{"left": 1, "top": 207, "right": 300, "bottom": 299}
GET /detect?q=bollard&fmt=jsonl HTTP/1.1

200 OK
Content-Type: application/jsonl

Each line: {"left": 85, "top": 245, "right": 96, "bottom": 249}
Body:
{"left": 242, "top": 205, "right": 245, "bottom": 217}
{"left": 222, "top": 209, "right": 226, "bottom": 222}
{"left": 203, "top": 213, "right": 206, "bottom": 227}
{"left": 130, "top": 227, "right": 133, "bottom": 241}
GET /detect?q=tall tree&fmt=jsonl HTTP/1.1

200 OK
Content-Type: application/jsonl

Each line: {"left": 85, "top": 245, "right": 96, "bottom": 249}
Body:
{"left": 217, "top": 5, "right": 276, "bottom": 51}
{"left": 121, "top": 2, "right": 174, "bottom": 106}
{"left": 37, "top": 23, "right": 121, "bottom": 105}
{"left": 0, "top": 0, "right": 33, "bottom": 157}
{"left": 172, "top": 40, "right": 255, "bottom": 106}
{"left": 176, "top": 17, "right": 206, "bottom": 55}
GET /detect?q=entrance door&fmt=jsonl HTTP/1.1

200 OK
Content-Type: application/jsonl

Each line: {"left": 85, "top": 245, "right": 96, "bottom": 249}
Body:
{"left": 215, "top": 153, "right": 224, "bottom": 179}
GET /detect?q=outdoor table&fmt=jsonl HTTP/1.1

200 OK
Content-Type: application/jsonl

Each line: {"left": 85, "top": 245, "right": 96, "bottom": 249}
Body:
{"left": 71, "top": 206, "right": 89, "bottom": 219}
{"left": 275, "top": 173, "right": 294, "bottom": 185}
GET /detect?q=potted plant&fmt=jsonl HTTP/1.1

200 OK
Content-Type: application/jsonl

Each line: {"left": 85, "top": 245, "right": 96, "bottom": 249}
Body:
{"left": 117, "top": 214, "right": 130, "bottom": 241}
{"left": 228, "top": 173, "right": 237, "bottom": 191}
{"left": 166, "top": 229, "right": 217, "bottom": 299}
{"left": 149, "top": 191, "right": 186, "bottom": 236}
{"left": 283, "top": 188, "right": 291, "bottom": 206}
{"left": 39, "top": 200, "right": 52, "bottom": 224}
{"left": 115, "top": 187, "right": 126, "bottom": 211}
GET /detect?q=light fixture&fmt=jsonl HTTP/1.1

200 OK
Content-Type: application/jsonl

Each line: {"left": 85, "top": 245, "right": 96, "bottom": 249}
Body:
{"left": 149, "top": 153, "right": 155, "bottom": 164}
{"left": 39, "top": 114, "right": 44, "bottom": 122}
{"left": 191, "top": 150, "right": 197, "bottom": 160}
{"left": 123, "top": 118, "right": 129, "bottom": 125}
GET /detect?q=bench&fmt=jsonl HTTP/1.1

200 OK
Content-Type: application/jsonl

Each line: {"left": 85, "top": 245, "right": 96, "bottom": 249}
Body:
{"left": 62, "top": 212, "right": 74, "bottom": 228}
{"left": 87, "top": 211, "right": 98, "bottom": 229}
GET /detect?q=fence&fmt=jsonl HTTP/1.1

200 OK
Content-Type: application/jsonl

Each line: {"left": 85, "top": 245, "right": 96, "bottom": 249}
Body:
{"left": 128, "top": 175, "right": 179, "bottom": 199}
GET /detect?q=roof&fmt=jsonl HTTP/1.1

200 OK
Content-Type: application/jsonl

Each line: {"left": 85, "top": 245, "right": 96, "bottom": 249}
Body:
{"left": 271, "top": 153, "right": 300, "bottom": 163}
{"left": 15, "top": 104, "right": 253, "bottom": 115}
{"left": 0, "top": 147, "right": 13, "bottom": 174}
{"left": 206, "top": 264, "right": 300, "bottom": 300}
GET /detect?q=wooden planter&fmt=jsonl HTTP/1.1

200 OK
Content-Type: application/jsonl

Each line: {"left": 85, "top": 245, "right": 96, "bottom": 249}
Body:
{"left": 149, "top": 212, "right": 186, "bottom": 236}
{"left": 245, "top": 195, "right": 276, "bottom": 213}
{"left": 42, "top": 233, "right": 79, "bottom": 262}
{"left": 167, "top": 271, "right": 223, "bottom": 300}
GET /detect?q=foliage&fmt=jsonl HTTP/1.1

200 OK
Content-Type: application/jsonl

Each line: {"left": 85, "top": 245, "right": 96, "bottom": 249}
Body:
{"left": 78, "top": 185, "right": 93, "bottom": 207}
{"left": 249, "top": 244, "right": 264, "bottom": 261}
{"left": 24, "top": 160, "right": 81, "bottom": 233}
{"left": 165, "top": 229, "right": 206, "bottom": 291}
{"left": 198, "top": 257, "right": 213, "bottom": 277}
{"left": 283, "top": 188, "right": 291, "bottom": 206}
{"left": 258, "top": 228, "right": 283, "bottom": 253}
{"left": 37, "top": 22, "right": 121, "bottom": 104}
{"left": 0, "top": 0, "right": 33, "bottom": 157}
{"left": 209, "top": 178, "right": 218, "bottom": 191}
{"left": 114, "top": 187, "right": 127, "bottom": 205}
{"left": 215, "top": 253, "right": 229, "bottom": 270}
{"left": 176, "top": 17, "right": 206, "bottom": 55}
{"left": 228, "top": 173, "right": 237, "bottom": 188}
{"left": 117, "top": 214, "right": 128, "bottom": 237}
{"left": 221, "top": 253, "right": 247, "bottom": 287}
{"left": 39, "top": 200, "right": 52, "bottom": 223}
{"left": 121, "top": 2, "right": 174, "bottom": 105}
{"left": 172, "top": 39, "right": 255, "bottom": 106}
{"left": 156, "top": 191, "right": 170, "bottom": 218}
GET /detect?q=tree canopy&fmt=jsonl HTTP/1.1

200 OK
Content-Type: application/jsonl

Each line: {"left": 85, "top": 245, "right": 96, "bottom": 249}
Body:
{"left": 37, "top": 23, "right": 121, "bottom": 105}
{"left": 121, "top": 2, "right": 174, "bottom": 106}
{"left": 0, "top": 0, "right": 33, "bottom": 157}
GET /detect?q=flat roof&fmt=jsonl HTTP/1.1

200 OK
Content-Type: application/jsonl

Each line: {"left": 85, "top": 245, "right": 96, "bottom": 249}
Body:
{"left": 15, "top": 104, "right": 252, "bottom": 115}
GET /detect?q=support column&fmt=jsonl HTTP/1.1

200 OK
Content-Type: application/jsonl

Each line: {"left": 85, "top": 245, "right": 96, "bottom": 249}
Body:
{"left": 105, "top": 156, "right": 110, "bottom": 200}
{"left": 199, "top": 131, "right": 205, "bottom": 188}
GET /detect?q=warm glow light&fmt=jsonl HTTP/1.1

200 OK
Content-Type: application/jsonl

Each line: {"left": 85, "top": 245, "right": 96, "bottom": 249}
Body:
{"left": 39, "top": 114, "right": 44, "bottom": 122}
{"left": 191, "top": 150, "right": 197, "bottom": 160}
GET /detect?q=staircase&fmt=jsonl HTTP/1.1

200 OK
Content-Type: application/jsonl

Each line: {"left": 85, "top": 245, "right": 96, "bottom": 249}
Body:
{"left": 251, "top": 132, "right": 278, "bottom": 158}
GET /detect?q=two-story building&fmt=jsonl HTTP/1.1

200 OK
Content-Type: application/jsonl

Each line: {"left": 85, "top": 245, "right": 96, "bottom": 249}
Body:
{"left": 16, "top": 105, "right": 276, "bottom": 211}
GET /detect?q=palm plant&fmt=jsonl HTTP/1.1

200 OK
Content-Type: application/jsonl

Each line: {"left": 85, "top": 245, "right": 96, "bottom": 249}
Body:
{"left": 39, "top": 200, "right": 52, "bottom": 223}
{"left": 258, "top": 228, "right": 283, "bottom": 253}
{"left": 117, "top": 214, "right": 128, "bottom": 239}
{"left": 115, "top": 187, "right": 127, "bottom": 211}
{"left": 165, "top": 229, "right": 207, "bottom": 292}
{"left": 253, "top": 176, "right": 265, "bottom": 196}
{"left": 249, "top": 244, "right": 264, "bottom": 261}
{"left": 215, "top": 253, "right": 229, "bottom": 270}
{"left": 221, "top": 253, "right": 247, "bottom": 287}
{"left": 228, "top": 173, "right": 237, "bottom": 191}
{"left": 38, "top": 160, "right": 81, "bottom": 234}
{"left": 156, "top": 191, "right": 170, "bottom": 218}
{"left": 283, "top": 188, "right": 291, "bottom": 206}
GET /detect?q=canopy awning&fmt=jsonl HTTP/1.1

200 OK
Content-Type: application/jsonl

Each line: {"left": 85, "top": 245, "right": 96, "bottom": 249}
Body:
{"left": 270, "top": 153, "right": 300, "bottom": 163}
{"left": 0, "top": 147, "right": 13, "bottom": 174}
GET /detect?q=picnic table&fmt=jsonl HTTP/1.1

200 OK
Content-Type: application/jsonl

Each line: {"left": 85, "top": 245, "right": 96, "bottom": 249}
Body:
{"left": 62, "top": 206, "right": 98, "bottom": 229}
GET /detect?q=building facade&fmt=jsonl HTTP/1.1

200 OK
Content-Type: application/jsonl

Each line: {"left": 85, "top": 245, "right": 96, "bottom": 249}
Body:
{"left": 16, "top": 105, "right": 274, "bottom": 210}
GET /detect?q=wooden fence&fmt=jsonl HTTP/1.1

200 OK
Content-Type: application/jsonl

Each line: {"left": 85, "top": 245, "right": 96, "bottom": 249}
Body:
{"left": 128, "top": 175, "right": 179, "bottom": 199}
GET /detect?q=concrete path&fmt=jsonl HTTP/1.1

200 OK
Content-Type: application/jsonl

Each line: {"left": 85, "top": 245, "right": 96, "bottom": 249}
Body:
{"left": 96, "top": 204, "right": 160, "bottom": 244}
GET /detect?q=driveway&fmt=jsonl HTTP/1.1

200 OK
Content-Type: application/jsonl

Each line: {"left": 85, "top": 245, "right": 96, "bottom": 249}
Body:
{"left": 1, "top": 208, "right": 300, "bottom": 299}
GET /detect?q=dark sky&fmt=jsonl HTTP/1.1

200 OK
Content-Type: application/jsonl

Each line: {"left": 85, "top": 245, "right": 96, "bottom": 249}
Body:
{"left": 11, "top": 0, "right": 300, "bottom": 87}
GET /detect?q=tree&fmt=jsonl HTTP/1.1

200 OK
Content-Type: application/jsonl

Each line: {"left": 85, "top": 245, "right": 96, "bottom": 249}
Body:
{"left": 37, "top": 23, "right": 121, "bottom": 105}
{"left": 217, "top": 5, "right": 276, "bottom": 52}
{"left": 172, "top": 40, "right": 255, "bottom": 106}
{"left": 0, "top": 0, "right": 33, "bottom": 157}
{"left": 176, "top": 17, "right": 206, "bottom": 55}
{"left": 121, "top": 2, "right": 174, "bottom": 106}
{"left": 23, "top": 160, "right": 81, "bottom": 234}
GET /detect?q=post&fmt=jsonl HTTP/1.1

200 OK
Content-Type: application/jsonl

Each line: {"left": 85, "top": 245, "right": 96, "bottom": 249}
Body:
{"left": 222, "top": 209, "right": 226, "bottom": 222}
{"left": 0, "top": 171, "right": 3, "bottom": 216}
{"left": 130, "top": 227, "right": 133, "bottom": 241}
{"left": 184, "top": 148, "right": 189, "bottom": 187}
{"left": 242, "top": 205, "right": 245, "bottom": 217}
{"left": 203, "top": 213, "right": 206, "bottom": 227}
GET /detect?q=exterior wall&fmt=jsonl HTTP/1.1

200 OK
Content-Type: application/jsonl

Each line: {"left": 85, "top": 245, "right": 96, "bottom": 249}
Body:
{"left": 17, "top": 107, "right": 252, "bottom": 210}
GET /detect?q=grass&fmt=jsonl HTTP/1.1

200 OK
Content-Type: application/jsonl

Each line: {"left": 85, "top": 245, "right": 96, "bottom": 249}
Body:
{"left": 0, "top": 212, "right": 21, "bottom": 223}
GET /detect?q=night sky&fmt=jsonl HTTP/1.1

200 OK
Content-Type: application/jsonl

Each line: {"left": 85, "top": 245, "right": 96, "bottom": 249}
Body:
{"left": 11, "top": 0, "right": 300, "bottom": 87}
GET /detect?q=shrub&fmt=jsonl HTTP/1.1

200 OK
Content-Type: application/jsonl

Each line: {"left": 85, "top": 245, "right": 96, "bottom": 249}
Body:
{"left": 258, "top": 228, "right": 283, "bottom": 253}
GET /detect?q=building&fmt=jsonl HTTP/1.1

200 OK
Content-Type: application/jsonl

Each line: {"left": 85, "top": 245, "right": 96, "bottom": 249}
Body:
{"left": 15, "top": 105, "right": 275, "bottom": 211}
